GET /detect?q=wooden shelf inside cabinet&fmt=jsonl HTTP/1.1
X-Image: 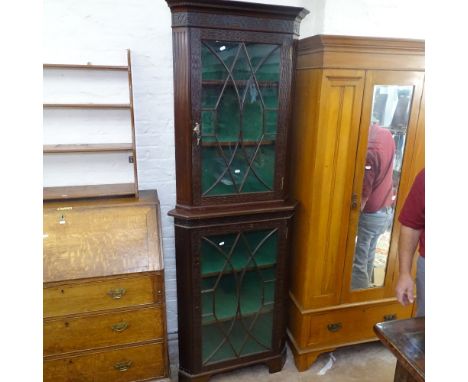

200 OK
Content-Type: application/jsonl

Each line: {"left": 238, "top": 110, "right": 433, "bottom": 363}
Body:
{"left": 43, "top": 49, "right": 139, "bottom": 201}
{"left": 200, "top": 140, "right": 275, "bottom": 147}
{"left": 202, "top": 80, "right": 279, "bottom": 88}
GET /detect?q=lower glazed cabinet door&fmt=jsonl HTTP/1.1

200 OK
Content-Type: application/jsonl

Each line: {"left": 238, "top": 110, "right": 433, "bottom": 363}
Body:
{"left": 176, "top": 216, "right": 292, "bottom": 373}
{"left": 43, "top": 342, "right": 167, "bottom": 382}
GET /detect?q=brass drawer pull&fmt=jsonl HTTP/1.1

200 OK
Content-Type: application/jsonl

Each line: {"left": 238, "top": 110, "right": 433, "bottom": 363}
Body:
{"left": 384, "top": 314, "right": 397, "bottom": 321}
{"left": 107, "top": 288, "right": 126, "bottom": 299}
{"left": 114, "top": 360, "right": 133, "bottom": 372}
{"left": 327, "top": 322, "right": 342, "bottom": 332}
{"left": 112, "top": 321, "right": 129, "bottom": 332}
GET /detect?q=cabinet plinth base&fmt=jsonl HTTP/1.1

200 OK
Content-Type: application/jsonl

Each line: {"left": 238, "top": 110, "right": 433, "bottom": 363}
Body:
{"left": 289, "top": 345, "right": 335, "bottom": 372}
{"left": 178, "top": 349, "right": 287, "bottom": 381}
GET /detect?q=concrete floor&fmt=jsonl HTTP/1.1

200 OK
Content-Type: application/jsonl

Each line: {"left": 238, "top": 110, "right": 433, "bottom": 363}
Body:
{"left": 159, "top": 339, "right": 397, "bottom": 382}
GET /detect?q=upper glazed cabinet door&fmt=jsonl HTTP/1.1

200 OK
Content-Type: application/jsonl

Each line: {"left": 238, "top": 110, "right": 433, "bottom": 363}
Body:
{"left": 191, "top": 30, "right": 294, "bottom": 205}
{"left": 341, "top": 70, "right": 424, "bottom": 304}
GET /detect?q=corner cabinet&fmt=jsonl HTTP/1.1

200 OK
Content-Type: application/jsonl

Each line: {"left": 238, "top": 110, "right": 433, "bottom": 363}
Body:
{"left": 288, "top": 35, "right": 425, "bottom": 371}
{"left": 165, "top": 0, "right": 308, "bottom": 380}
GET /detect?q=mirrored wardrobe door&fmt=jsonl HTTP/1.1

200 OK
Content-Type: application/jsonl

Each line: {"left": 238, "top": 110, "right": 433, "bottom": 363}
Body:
{"left": 341, "top": 70, "right": 424, "bottom": 303}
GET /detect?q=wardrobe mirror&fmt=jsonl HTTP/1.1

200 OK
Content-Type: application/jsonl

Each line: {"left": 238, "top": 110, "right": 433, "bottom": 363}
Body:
{"left": 351, "top": 84, "right": 414, "bottom": 290}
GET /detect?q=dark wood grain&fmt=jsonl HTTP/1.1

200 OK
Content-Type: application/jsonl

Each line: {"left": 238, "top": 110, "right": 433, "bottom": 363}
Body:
{"left": 374, "top": 318, "right": 425, "bottom": 382}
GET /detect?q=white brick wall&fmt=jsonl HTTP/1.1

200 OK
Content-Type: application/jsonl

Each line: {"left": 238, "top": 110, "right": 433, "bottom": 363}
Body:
{"left": 43, "top": 0, "right": 424, "bottom": 335}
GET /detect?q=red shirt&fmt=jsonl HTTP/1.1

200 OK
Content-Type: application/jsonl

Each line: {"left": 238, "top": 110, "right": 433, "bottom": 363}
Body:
{"left": 362, "top": 123, "right": 396, "bottom": 213}
{"left": 398, "top": 169, "right": 425, "bottom": 257}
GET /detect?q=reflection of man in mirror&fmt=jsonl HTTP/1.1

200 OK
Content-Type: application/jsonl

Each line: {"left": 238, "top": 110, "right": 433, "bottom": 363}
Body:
{"left": 351, "top": 118, "right": 396, "bottom": 289}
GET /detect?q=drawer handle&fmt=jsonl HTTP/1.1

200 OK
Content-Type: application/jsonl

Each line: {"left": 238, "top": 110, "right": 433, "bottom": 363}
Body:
{"left": 327, "top": 322, "right": 342, "bottom": 332}
{"left": 112, "top": 321, "right": 129, "bottom": 332}
{"left": 107, "top": 288, "right": 126, "bottom": 299}
{"left": 384, "top": 314, "right": 397, "bottom": 321}
{"left": 114, "top": 360, "right": 133, "bottom": 372}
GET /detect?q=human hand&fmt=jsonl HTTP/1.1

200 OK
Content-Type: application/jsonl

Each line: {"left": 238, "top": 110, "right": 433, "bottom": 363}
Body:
{"left": 395, "top": 274, "right": 415, "bottom": 306}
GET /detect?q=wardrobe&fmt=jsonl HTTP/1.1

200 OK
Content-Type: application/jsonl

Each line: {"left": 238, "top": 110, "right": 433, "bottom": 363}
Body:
{"left": 288, "top": 35, "right": 425, "bottom": 370}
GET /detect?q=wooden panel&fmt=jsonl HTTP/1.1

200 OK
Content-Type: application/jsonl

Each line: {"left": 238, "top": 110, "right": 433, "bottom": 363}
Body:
{"left": 44, "top": 342, "right": 167, "bottom": 382}
{"left": 290, "top": 69, "right": 365, "bottom": 309}
{"left": 44, "top": 306, "right": 164, "bottom": 356}
{"left": 43, "top": 205, "right": 161, "bottom": 281}
{"left": 44, "top": 274, "right": 161, "bottom": 318}
{"left": 305, "top": 301, "right": 413, "bottom": 349}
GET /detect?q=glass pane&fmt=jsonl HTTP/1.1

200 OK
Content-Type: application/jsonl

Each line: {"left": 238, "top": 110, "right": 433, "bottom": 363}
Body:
{"left": 351, "top": 85, "right": 414, "bottom": 290}
{"left": 200, "top": 229, "right": 278, "bottom": 365}
{"left": 200, "top": 40, "right": 280, "bottom": 196}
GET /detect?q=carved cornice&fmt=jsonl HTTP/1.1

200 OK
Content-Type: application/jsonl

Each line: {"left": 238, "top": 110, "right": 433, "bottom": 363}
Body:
{"left": 166, "top": 0, "right": 309, "bottom": 35}
{"left": 298, "top": 34, "right": 425, "bottom": 55}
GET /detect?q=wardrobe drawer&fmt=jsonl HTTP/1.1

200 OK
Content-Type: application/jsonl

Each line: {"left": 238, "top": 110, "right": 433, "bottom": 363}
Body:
{"left": 44, "top": 341, "right": 167, "bottom": 382}
{"left": 44, "top": 274, "right": 162, "bottom": 318}
{"left": 306, "top": 302, "right": 413, "bottom": 348}
{"left": 44, "top": 306, "right": 164, "bottom": 356}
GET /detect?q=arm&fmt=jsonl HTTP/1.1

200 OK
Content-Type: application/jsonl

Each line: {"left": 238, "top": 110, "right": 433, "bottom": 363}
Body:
{"left": 395, "top": 225, "right": 422, "bottom": 305}
{"left": 361, "top": 152, "right": 377, "bottom": 210}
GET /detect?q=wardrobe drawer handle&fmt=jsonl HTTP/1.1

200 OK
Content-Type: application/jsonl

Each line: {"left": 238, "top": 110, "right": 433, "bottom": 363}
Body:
{"left": 111, "top": 321, "right": 129, "bottom": 332}
{"left": 107, "top": 288, "right": 126, "bottom": 299}
{"left": 327, "top": 322, "right": 342, "bottom": 332}
{"left": 114, "top": 360, "right": 133, "bottom": 372}
{"left": 384, "top": 314, "right": 397, "bottom": 321}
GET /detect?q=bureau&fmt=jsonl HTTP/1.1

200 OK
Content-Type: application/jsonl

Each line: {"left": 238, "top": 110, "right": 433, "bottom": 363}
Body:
{"left": 43, "top": 190, "right": 169, "bottom": 382}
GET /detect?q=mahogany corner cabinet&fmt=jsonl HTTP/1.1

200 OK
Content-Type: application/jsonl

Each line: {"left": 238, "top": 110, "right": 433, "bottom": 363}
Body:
{"left": 165, "top": 0, "right": 308, "bottom": 380}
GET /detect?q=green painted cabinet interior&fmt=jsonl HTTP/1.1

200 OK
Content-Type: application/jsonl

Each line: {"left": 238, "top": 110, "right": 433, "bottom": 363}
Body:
{"left": 201, "top": 41, "right": 280, "bottom": 196}
{"left": 200, "top": 228, "right": 278, "bottom": 365}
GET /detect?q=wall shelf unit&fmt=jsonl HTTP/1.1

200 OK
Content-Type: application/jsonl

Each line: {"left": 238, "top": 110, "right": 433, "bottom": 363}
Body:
{"left": 43, "top": 49, "right": 138, "bottom": 200}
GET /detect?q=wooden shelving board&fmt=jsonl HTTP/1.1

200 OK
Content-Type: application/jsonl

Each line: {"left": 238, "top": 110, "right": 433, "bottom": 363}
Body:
{"left": 43, "top": 63, "right": 128, "bottom": 71}
{"left": 43, "top": 143, "right": 134, "bottom": 153}
{"left": 43, "top": 49, "right": 139, "bottom": 200}
{"left": 43, "top": 183, "right": 136, "bottom": 200}
{"left": 43, "top": 103, "right": 131, "bottom": 109}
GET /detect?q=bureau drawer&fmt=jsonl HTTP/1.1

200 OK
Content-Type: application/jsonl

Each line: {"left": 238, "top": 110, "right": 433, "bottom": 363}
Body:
{"left": 44, "top": 341, "right": 167, "bottom": 382}
{"left": 306, "top": 302, "right": 413, "bottom": 348}
{"left": 44, "top": 306, "right": 164, "bottom": 356}
{"left": 44, "top": 274, "right": 162, "bottom": 318}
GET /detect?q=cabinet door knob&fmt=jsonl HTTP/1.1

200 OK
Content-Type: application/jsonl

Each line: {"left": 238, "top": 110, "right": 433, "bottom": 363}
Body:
{"left": 107, "top": 288, "right": 126, "bottom": 299}
{"left": 327, "top": 322, "right": 342, "bottom": 332}
{"left": 384, "top": 314, "right": 397, "bottom": 321}
{"left": 114, "top": 360, "right": 133, "bottom": 372}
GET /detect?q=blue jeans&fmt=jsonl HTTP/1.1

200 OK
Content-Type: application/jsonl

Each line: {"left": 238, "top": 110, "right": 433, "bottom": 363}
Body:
{"left": 416, "top": 256, "right": 425, "bottom": 316}
{"left": 351, "top": 207, "right": 393, "bottom": 289}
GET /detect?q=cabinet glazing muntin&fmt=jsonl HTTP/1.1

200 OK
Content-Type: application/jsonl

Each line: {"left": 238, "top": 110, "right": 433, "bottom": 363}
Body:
{"left": 190, "top": 220, "right": 288, "bottom": 369}
{"left": 191, "top": 28, "right": 294, "bottom": 205}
